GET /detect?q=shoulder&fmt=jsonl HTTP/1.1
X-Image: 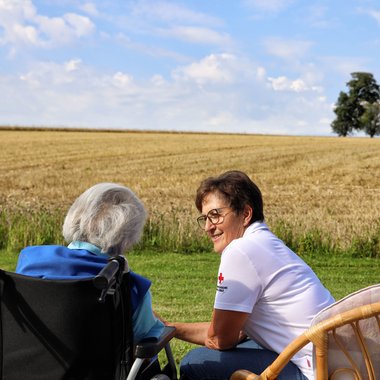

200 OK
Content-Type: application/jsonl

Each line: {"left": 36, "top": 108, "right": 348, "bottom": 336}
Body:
{"left": 16, "top": 245, "right": 108, "bottom": 278}
{"left": 21, "top": 245, "right": 64, "bottom": 253}
{"left": 223, "top": 222, "right": 273, "bottom": 257}
{"left": 221, "top": 222, "right": 297, "bottom": 273}
{"left": 130, "top": 271, "right": 152, "bottom": 291}
{"left": 242, "top": 222, "right": 291, "bottom": 255}
{"left": 18, "top": 245, "right": 100, "bottom": 263}
{"left": 18, "top": 245, "right": 68, "bottom": 261}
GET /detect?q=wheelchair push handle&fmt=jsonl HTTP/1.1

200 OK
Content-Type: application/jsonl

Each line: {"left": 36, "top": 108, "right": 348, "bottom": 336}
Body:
{"left": 93, "top": 259, "right": 120, "bottom": 290}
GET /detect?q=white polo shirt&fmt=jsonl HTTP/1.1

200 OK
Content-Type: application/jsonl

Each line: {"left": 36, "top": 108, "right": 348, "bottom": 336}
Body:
{"left": 214, "top": 222, "right": 334, "bottom": 379}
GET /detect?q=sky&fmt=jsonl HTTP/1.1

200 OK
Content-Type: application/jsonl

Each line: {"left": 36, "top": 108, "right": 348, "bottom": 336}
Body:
{"left": 1, "top": 0, "right": 380, "bottom": 136}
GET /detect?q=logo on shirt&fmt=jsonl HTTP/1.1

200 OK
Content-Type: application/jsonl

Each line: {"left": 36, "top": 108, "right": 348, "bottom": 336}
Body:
{"left": 217, "top": 272, "right": 228, "bottom": 293}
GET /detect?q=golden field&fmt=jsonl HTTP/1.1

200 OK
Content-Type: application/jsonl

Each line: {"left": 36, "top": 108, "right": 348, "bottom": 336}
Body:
{"left": 0, "top": 129, "right": 379, "bottom": 250}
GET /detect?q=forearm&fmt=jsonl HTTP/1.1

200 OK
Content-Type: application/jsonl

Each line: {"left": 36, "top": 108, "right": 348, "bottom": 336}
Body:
{"left": 205, "top": 309, "right": 249, "bottom": 350}
{"left": 205, "top": 330, "right": 241, "bottom": 350}
{"left": 169, "top": 321, "right": 210, "bottom": 345}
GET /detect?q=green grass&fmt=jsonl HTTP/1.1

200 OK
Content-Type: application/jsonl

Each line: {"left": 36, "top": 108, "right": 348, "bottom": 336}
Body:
{"left": 128, "top": 251, "right": 380, "bottom": 365}
{"left": 1, "top": 249, "right": 379, "bottom": 367}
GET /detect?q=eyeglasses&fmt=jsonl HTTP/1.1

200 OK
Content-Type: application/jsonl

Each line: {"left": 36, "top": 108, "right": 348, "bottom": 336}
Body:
{"left": 196, "top": 207, "right": 233, "bottom": 229}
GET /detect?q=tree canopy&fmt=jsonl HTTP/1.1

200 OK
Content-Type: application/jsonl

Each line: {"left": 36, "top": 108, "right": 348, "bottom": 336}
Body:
{"left": 361, "top": 101, "right": 380, "bottom": 138}
{"left": 331, "top": 72, "right": 380, "bottom": 137}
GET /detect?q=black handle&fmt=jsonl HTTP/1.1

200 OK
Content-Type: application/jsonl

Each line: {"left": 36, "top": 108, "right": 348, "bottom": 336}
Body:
{"left": 93, "top": 259, "right": 120, "bottom": 290}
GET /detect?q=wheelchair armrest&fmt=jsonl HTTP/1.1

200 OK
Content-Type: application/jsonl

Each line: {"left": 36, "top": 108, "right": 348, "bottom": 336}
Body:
{"left": 134, "top": 325, "right": 176, "bottom": 358}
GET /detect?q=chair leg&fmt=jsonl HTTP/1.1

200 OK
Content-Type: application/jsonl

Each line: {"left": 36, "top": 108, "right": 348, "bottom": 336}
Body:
{"left": 164, "top": 343, "right": 178, "bottom": 380}
{"left": 127, "top": 358, "right": 145, "bottom": 380}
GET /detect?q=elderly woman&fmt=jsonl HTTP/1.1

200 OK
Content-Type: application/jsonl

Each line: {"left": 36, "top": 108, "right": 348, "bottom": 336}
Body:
{"left": 169, "top": 171, "right": 334, "bottom": 380}
{"left": 16, "top": 182, "right": 164, "bottom": 343}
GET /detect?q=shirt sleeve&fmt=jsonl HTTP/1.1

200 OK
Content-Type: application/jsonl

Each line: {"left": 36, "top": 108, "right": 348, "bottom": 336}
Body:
{"left": 214, "top": 243, "right": 262, "bottom": 313}
{"left": 132, "top": 290, "right": 165, "bottom": 343}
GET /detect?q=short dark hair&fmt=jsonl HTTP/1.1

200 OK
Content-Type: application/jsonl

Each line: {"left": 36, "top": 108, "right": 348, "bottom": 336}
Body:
{"left": 195, "top": 170, "right": 264, "bottom": 225}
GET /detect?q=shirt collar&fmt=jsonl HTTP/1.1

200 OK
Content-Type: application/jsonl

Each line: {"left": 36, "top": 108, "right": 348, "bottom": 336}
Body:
{"left": 67, "top": 241, "right": 110, "bottom": 258}
{"left": 244, "top": 221, "right": 269, "bottom": 236}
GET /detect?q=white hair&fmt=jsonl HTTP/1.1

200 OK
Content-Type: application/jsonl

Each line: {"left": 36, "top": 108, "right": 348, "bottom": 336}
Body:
{"left": 62, "top": 183, "right": 147, "bottom": 256}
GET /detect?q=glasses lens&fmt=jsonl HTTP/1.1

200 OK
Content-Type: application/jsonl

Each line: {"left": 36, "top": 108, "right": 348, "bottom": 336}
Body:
{"left": 207, "top": 209, "right": 221, "bottom": 224}
{"left": 197, "top": 209, "right": 224, "bottom": 229}
{"left": 197, "top": 215, "right": 207, "bottom": 229}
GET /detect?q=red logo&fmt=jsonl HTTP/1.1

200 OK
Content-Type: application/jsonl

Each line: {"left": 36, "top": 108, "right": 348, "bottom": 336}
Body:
{"left": 218, "top": 272, "right": 224, "bottom": 284}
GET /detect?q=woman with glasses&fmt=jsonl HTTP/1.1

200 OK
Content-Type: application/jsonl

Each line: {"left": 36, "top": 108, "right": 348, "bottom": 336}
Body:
{"left": 167, "top": 170, "right": 334, "bottom": 380}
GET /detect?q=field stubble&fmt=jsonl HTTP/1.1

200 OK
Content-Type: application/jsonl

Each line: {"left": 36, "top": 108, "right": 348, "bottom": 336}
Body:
{"left": 0, "top": 130, "right": 379, "bottom": 255}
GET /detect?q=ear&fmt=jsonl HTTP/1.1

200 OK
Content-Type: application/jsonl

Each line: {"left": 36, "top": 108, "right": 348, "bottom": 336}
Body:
{"left": 243, "top": 205, "right": 253, "bottom": 227}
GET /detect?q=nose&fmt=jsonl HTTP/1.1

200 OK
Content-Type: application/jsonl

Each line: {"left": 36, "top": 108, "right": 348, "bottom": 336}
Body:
{"left": 204, "top": 218, "right": 214, "bottom": 232}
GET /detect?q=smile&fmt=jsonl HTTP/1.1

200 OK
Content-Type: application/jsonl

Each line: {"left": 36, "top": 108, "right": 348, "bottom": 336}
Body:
{"left": 210, "top": 232, "right": 222, "bottom": 241}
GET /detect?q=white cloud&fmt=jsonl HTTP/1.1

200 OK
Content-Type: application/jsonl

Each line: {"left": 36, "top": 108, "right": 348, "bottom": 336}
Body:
{"left": 114, "top": 0, "right": 230, "bottom": 53}
{"left": 36, "top": 15, "right": 68, "bottom": 45}
{"left": 150, "top": 74, "right": 166, "bottom": 86}
{"left": 368, "top": 9, "right": 380, "bottom": 23}
{"left": 243, "top": 0, "right": 295, "bottom": 13}
{"left": 305, "top": 4, "right": 333, "bottom": 28}
{"left": 116, "top": 33, "right": 191, "bottom": 62}
{"left": 0, "top": 0, "right": 36, "bottom": 23}
{"left": 321, "top": 56, "right": 370, "bottom": 77}
{"left": 112, "top": 72, "right": 134, "bottom": 88}
{"left": 173, "top": 53, "right": 238, "bottom": 85}
{"left": 11, "top": 23, "right": 40, "bottom": 45}
{"left": 130, "top": 0, "right": 223, "bottom": 26}
{"left": 157, "top": 26, "right": 232, "bottom": 46}
{"left": 262, "top": 37, "right": 313, "bottom": 60}
{"left": 19, "top": 59, "right": 88, "bottom": 87}
{"left": 172, "top": 53, "right": 265, "bottom": 86}
{"left": 253, "top": 93, "right": 333, "bottom": 135}
{"left": 268, "top": 76, "right": 324, "bottom": 93}
{"left": 206, "top": 112, "right": 237, "bottom": 128}
{"left": 358, "top": 7, "right": 380, "bottom": 24}
{"left": 0, "top": 0, "right": 95, "bottom": 49}
{"left": 63, "top": 13, "right": 95, "bottom": 38}
{"left": 269, "top": 76, "right": 311, "bottom": 92}
{"left": 65, "top": 59, "right": 82, "bottom": 72}
{"left": 0, "top": 0, "right": 37, "bottom": 45}
{"left": 79, "top": 2, "right": 99, "bottom": 17}
{"left": 319, "top": 117, "right": 331, "bottom": 125}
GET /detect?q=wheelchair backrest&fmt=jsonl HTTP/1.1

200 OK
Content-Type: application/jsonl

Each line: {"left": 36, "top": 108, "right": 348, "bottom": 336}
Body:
{"left": 0, "top": 268, "right": 132, "bottom": 380}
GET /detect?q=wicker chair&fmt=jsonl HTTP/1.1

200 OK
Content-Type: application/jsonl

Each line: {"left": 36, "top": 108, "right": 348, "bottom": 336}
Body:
{"left": 231, "top": 284, "right": 380, "bottom": 380}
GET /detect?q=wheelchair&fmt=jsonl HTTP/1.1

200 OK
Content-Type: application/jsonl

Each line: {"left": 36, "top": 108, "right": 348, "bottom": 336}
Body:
{"left": 0, "top": 256, "right": 177, "bottom": 380}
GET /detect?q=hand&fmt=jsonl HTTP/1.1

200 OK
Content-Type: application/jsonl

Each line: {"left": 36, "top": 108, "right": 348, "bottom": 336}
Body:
{"left": 153, "top": 310, "right": 169, "bottom": 325}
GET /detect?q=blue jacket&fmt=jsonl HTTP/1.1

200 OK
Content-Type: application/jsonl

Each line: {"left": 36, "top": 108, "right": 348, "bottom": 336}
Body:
{"left": 16, "top": 244, "right": 151, "bottom": 314}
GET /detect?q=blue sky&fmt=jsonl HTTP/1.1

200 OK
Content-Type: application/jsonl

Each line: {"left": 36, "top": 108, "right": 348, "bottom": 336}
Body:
{"left": 1, "top": 0, "right": 380, "bottom": 135}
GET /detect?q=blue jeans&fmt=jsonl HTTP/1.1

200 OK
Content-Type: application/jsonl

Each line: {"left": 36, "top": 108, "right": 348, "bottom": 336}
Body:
{"left": 180, "top": 339, "right": 308, "bottom": 380}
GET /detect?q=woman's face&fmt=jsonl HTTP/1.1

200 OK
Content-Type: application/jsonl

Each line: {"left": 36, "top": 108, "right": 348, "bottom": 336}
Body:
{"left": 201, "top": 191, "right": 249, "bottom": 254}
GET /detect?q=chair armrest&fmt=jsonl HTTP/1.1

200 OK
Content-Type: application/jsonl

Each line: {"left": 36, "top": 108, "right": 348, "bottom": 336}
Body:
{"left": 134, "top": 325, "right": 176, "bottom": 358}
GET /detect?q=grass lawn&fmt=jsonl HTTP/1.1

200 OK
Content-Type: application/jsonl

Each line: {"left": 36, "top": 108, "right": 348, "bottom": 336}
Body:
{"left": 128, "top": 251, "right": 380, "bottom": 364}
{"left": 1, "top": 249, "right": 379, "bottom": 366}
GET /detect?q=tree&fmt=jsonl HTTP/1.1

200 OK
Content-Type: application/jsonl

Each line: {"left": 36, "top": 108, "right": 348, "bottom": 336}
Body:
{"left": 347, "top": 72, "right": 380, "bottom": 131}
{"left": 360, "top": 101, "right": 380, "bottom": 138}
{"left": 331, "top": 72, "right": 380, "bottom": 136}
{"left": 331, "top": 92, "right": 354, "bottom": 136}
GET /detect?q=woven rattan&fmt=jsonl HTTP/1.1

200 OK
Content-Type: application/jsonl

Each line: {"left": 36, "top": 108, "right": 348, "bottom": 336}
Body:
{"left": 231, "top": 286, "right": 380, "bottom": 380}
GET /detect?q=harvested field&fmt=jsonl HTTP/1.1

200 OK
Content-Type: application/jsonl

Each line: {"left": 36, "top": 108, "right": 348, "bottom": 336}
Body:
{"left": 0, "top": 129, "right": 379, "bottom": 252}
